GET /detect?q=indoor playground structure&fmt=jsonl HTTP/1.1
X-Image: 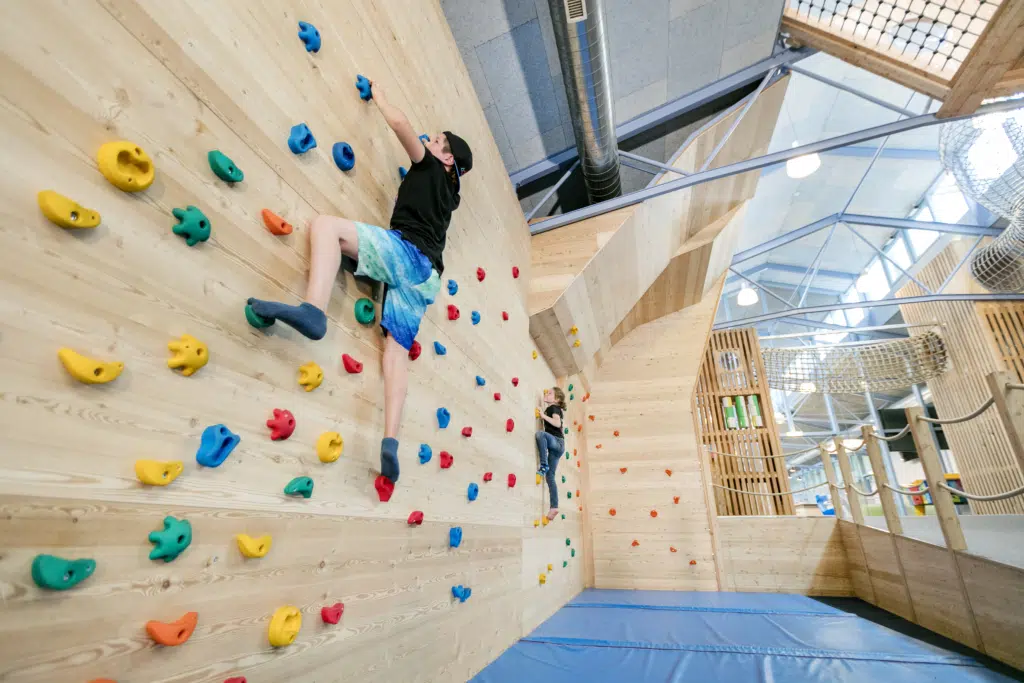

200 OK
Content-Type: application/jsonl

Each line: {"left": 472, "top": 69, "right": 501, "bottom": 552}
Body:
{"left": 1, "top": 1, "right": 1023, "bottom": 682}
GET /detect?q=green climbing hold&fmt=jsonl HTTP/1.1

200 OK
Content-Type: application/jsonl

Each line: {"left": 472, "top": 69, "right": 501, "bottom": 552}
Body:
{"left": 565, "top": 538, "right": 571, "bottom": 546}
{"left": 31, "top": 554, "right": 96, "bottom": 591}
{"left": 284, "top": 476, "right": 314, "bottom": 498}
{"left": 561, "top": 514, "right": 566, "bottom": 520}
{"left": 565, "top": 453, "right": 569, "bottom": 460}
{"left": 245, "top": 304, "right": 273, "bottom": 328}
{"left": 570, "top": 394, "right": 575, "bottom": 400}
{"left": 561, "top": 475, "right": 566, "bottom": 483}
{"left": 171, "top": 206, "right": 211, "bottom": 246}
{"left": 208, "top": 150, "right": 244, "bottom": 183}
{"left": 354, "top": 298, "right": 375, "bottom": 325}
{"left": 563, "top": 560, "right": 567, "bottom": 568}
{"left": 568, "top": 384, "right": 574, "bottom": 391}
{"left": 564, "top": 428, "right": 569, "bottom": 435}
{"left": 148, "top": 516, "right": 192, "bottom": 562}
{"left": 571, "top": 549, "right": 576, "bottom": 557}
{"left": 567, "top": 491, "right": 572, "bottom": 499}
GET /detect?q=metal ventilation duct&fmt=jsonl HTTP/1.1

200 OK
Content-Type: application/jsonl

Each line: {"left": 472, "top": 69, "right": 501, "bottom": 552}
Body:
{"left": 547, "top": 0, "right": 621, "bottom": 203}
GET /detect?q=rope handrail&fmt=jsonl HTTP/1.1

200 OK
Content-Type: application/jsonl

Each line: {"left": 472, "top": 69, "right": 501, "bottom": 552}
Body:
{"left": 937, "top": 481, "right": 1024, "bottom": 502}
{"left": 1006, "top": 382, "right": 1024, "bottom": 391}
{"left": 707, "top": 449, "right": 791, "bottom": 460}
{"left": 849, "top": 482, "right": 879, "bottom": 496}
{"left": 712, "top": 481, "right": 829, "bottom": 496}
{"left": 825, "top": 439, "right": 865, "bottom": 453}
{"left": 916, "top": 397, "right": 994, "bottom": 425}
{"left": 872, "top": 424, "right": 911, "bottom": 442}
{"left": 884, "top": 482, "right": 929, "bottom": 496}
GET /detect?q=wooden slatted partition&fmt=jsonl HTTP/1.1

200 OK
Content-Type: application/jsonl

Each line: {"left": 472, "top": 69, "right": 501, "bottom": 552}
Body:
{"left": 979, "top": 301, "right": 1024, "bottom": 382}
{"left": 693, "top": 329, "right": 792, "bottom": 516}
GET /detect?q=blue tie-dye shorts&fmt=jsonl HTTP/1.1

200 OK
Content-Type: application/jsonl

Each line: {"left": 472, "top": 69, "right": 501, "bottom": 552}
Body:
{"left": 354, "top": 222, "right": 440, "bottom": 351}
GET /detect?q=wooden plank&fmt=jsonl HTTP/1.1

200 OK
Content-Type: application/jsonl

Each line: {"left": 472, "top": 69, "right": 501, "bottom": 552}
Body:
{"left": 837, "top": 521, "right": 876, "bottom": 603}
{"left": 896, "top": 535, "right": 981, "bottom": 648}
{"left": 987, "top": 370, "right": 1024, "bottom": 478}
{"left": 938, "top": 0, "right": 1024, "bottom": 117}
{"left": 907, "top": 407, "right": 967, "bottom": 551}
{"left": 834, "top": 442, "right": 864, "bottom": 525}
{"left": 957, "top": 551, "right": 1024, "bottom": 671}
{"left": 862, "top": 426, "right": 903, "bottom": 536}
{"left": 857, "top": 524, "right": 917, "bottom": 621}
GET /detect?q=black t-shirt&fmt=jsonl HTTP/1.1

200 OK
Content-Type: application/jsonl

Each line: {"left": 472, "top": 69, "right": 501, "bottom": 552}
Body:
{"left": 390, "top": 152, "right": 460, "bottom": 274}
{"left": 544, "top": 405, "right": 564, "bottom": 438}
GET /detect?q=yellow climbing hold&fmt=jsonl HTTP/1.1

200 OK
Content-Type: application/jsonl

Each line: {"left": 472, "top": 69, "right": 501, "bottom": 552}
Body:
{"left": 236, "top": 533, "right": 272, "bottom": 558}
{"left": 536, "top": 473, "right": 542, "bottom": 485}
{"left": 547, "top": 563, "right": 553, "bottom": 571}
{"left": 134, "top": 460, "right": 183, "bottom": 486}
{"left": 539, "top": 574, "right": 547, "bottom": 585}
{"left": 37, "top": 191, "right": 100, "bottom": 229}
{"left": 532, "top": 350, "right": 538, "bottom": 359}
{"left": 167, "top": 334, "right": 208, "bottom": 377}
{"left": 534, "top": 519, "right": 540, "bottom": 527}
{"left": 535, "top": 408, "right": 541, "bottom": 418}
{"left": 57, "top": 348, "right": 124, "bottom": 384}
{"left": 268, "top": 605, "right": 301, "bottom": 647}
{"left": 316, "top": 431, "right": 344, "bottom": 463}
{"left": 570, "top": 326, "right": 578, "bottom": 335}
{"left": 298, "top": 361, "right": 323, "bottom": 392}
{"left": 573, "top": 340, "right": 581, "bottom": 347}
{"left": 97, "top": 141, "right": 155, "bottom": 192}
{"left": 542, "top": 517, "right": 549, "bottom": 526}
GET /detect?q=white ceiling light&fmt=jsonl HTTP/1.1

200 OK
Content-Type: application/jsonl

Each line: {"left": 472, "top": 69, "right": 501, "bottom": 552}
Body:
{"left": 786, "top": 141, "right": 821, "bottom": 179}
{"left": 737, "top": 286, "right": 759, "bottom": 306}
{"left": 798, "top": 381, "right": 817, "bottom": 393}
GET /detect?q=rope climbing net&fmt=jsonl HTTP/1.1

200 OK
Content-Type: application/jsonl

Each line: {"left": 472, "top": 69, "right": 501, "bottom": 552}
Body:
{"left": 762, "top": 331, "right": 949, "bottom": 393}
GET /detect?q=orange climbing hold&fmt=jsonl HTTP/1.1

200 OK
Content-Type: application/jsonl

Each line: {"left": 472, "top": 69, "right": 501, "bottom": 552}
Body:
{"left": 665, "top": 469, "right": 673, "bottom": 477}
{"left": 631, "top": 540, "right": 639, "bottom": 547}
{"left": 573, "top": 449, "right": 577, "bottom": 456}
{"left": 609, "top": 508, "right": 616, "bottom": 516}
{"left": 595, "top": 444, "right": 602, "bottom": 449}
{"left": 650, "top": 510, "right": 658, "bottom": 518}
{"left": 588, "top": 415, "right": 595, "bottom": 421}
{"left": 146, "top": 611, "right": 198, "bottom": 646}
{"left": 577, "top": 425, "right": 582, "bottom": 432}
{"left": 619, "top": 467, "right": 627, "bottom": 473}
{"left": 614, "top": 430, "right": 620, "bottom": 437}
{"left": 690, "top": 560, "right": 697, "bottom": 566}
{"left": 575, "top": 489, "right": 580, "bottom": 497}
{"left": 261, "top": 208, "right": 293, "bottom": 235}
{"left": 673, "top": 496, "right": 680, "bottom": 504}
{"left": 670, "top": 547, "right": 677, "bottom": 553}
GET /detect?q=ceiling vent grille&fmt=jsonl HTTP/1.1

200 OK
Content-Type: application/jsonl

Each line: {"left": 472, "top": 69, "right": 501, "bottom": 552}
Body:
{"left": 564, "top": 0, "right": 587, "bottom": 22}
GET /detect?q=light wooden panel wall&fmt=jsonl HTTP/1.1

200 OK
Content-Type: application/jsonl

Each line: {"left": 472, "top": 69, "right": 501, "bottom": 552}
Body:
{"left": 837, "top": 521, "right": 1024, "bottom": 671}
{"left": 581, "top": 278, "right": 724, "bottom": 590}
{"left": 717, "top": 517, "right": 852, "bottom": 595}
{"left": 528, "top": 79, "right": 788, "bottom": 378}
{"left": 899, "top": 243, "right": 1024, "bottom": 513}
{"left": 0, "top": 2, "right": 586, "bottom": 682}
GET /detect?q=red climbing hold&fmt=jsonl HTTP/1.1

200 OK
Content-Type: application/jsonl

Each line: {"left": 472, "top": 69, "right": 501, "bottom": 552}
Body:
{"left": 620, "top": 467, "right": 627, "bottom": 473}
{"left": 321, "top": 603, "right": 345, "bottom": 624}
{"left": 374, "top": 475, "right": 394, "bottom": 502}
{"left": 483, "top": 472, "right": 493, "bottom": 482}
{"left": 461, "top": 426, "right": 472, "bottom": 437}
{"left": 409, "top": 340, "right": 422, "bottom": 361}
{"left": 447, "top": 304, "right": 460, "bottom": 321}
{"left": 493, "top": 392, "right": 501, "bottom": 401}
{"left": 512, "top": 266, "right": 520, "bottom": 279}
{"left": 575, "top": 489, "right": 580, "bottom": 497}
{"left": 588, "top": 415, "right": 595, "bottom": 421}
{"left": 614, "top": 430, "right": 620, "bottom": 437}
{"left": 609, "top": 508, "right": 616, "bottom": 516}
{"left": 670, "top": 547, "right": 677, "bottom": 553}
{"left": 577, "top": 425, "right": 583, "bottom": 432}
{"left": 508, "top": 473, "right": 516, "bottom": 488}
{"left": 650, "top": 510, "right": 658, "bottom": 518}
{"left": 595, "top": 444, "right": 602, "bottom": 449}
{"left": 665, "top": 469, "right": 673, "bottom": 477}
{"left": 673, "top": 496, "right": 680, "bottom": 504}
{"left": 506, "top": 418, "right": 514, "bottom": 433}
{"left": 577, "top": 461, "right": 580, "bottom": 468}
{"left": 407, "top": 510, "right": 424, "bottom": 525}
{"left": 225, "top": 678, "right": 247, "bottom": 683}
{"left": 439, "top": 451, "right": 453, "bottom": 469}
{"left": 502, "top": 311, "right": 509, "bottom": 321}
{"left": 631, "top": 540, "right": 639, "bottom": 547}
{"left": 689, "top": 559, "right": 697, "bottom": 566}
{"left": 476, "top": 267, "right": 486, "bottom": 282}
{"left": 266, "top": 408, "right": 295, "bottom": 441}
{"left": 512, "top": 377, "right": 519, "bottom": 387}
{"left": 342, "top": 353, "right": 363, "bottom": 374}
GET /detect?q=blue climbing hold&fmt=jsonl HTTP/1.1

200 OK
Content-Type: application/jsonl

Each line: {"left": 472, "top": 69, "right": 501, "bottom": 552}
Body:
{"left": 471, "top": 311, "right": 481, "bottom": 325}
{"left": 419, "top": 134, "right": 430, "bottom": 144}
{"left": 437, "top": 407, "right": 451, "bottom": 429}
{"left": 288, "top": 123, "right": 317, "bottom": 154}
{"left": 196, "top": 424, "right": 240, "bottom": 467}
{"left": 468, "top": 483, "right": 479, "bottom": 501}
{"left": 449, "top": 526, "right": 463, "bottom": 548}
{"left": 418, "top": 443, "right": 432, "bottom": 464}
{"left": 434, "top": 341, "right": 447, "bottom": 356}
{"left": 399, "top": 166, "right": 408, "bottom": 180}
{"left": 475, "top": 376, "right": 486, "bottom": 387}
{"left": 447, "top": 279, "right": 458, "bottom": 296}
{"left": 332, "top": 142, "right": 355, "bottom": 171}
{"left": 451, "top": 585, "right": 472, "bottom": 603}
{"left": 355, "top": 74, "right": 373, "bottom": 101}
{"left": 297, "top": 21, "right": 321, "bottom": 53}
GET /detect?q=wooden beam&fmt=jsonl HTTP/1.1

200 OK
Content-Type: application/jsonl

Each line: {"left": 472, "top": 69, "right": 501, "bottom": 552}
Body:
{"left": 906, "top": 407, "right": 967, "bottom": 551}
{"left": 938, "top": 0, "right": 1024, "bottom": 117}
{"left": 862, "top": 426, "right": 903, "bottom": 536}
{"left": 818, "top": 442, "right": 845, "bottom": 520}
{"left": 781, "top": 15, "right": 950, "bottom": 100}
{"left": 987, "top": 370, "right": 1024, "bottom": 478}
{"left": 834, "top": 442, "right": 864, "bottom": 525}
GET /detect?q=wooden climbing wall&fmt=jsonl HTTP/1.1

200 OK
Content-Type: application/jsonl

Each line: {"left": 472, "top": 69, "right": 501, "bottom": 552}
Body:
{"left": 0, "top": 2, "right": 586, "bottom": 681}
{"left": 581, "top": 278, "right": 724, "bottom": 591}
{"left": 693, "top": 329, "right": 792, "bottom": 516}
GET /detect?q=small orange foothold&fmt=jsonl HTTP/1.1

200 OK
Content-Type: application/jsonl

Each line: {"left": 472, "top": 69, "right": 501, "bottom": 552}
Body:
{"left": 665, "top": 469, "right": 673, "bottom": 477}
{"left": 620, "top": 467, "right": 627, "bottom": 473}
{"left": 573, "top": 449, "right": 577, "bottom": 456}
{"left": 690, "top": 559, "right": 697, "bottom": 566}
{"left": 595, "top": 444, "right": 602, "bottom": 449}
{"left": 588, "top": 415, "right": 595, "bottom": 421}
{"left": 575, "top": 489, "right": 580, "bottom": 497}
{"left": 650, "top": 510, "right": 658, "bottom": 518}
{"left": 577, "top": 425, "right": 583, "bottom": 432}
{"left": 670, "top": 547, "right": 677, "bottom": 553}
{"left": 614, "top": 430, "right": 620, "bottom": 437}
{"left": 261, "top": 209, "right": 293, "bottom": 235}
{"left": 576, "top": 461, "right": 580, "bottom": 468}
{"left": 146, "top": 611, "right": 198, "bottom": 646}
{"left": 88, "top": 680, "right": 118, "bottom": 683}
{"left": 631, "top": 540, "right": 639, "bottom": 547}
{"left": 673, "top": 496, "right": 680, "bottom": 504}
{"left": 609, "top": 508, "right": 616, "bottom": 516}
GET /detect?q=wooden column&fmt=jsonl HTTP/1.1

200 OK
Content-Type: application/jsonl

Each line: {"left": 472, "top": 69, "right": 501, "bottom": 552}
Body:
{"left": 818, "top": 441, "right": 843, "bottom": 520}
{"left": 987, "top": 371, "right": 1024, "bottom": 478}
{"left": 906, "top": 407, "right": 967, "bottom": 551}
{"left": 699, "top": 446, "right": 724, "bottom": 590}
{"left": 835, "top": 442, "right": 864, "bottom": 525}
{"left": 862, "top": 425, "right": 903, "bottom": 536}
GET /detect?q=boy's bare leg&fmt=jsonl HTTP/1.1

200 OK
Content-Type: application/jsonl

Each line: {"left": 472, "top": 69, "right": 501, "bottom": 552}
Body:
{"left": 379, "top": 334, "right": 408, "bottom": 482}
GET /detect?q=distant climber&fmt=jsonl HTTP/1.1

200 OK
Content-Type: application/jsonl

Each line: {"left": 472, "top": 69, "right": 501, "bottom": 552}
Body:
{"left": 246, "top": 76, "right": 472, "bottom": 497}
{"left": 535, "top": 386, "right": 567, "bottom": 522}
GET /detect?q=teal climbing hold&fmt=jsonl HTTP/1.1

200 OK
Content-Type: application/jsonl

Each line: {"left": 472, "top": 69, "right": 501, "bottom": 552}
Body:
{"left": 284, "top": 476, "right": 314, "bottom": 498}
{"left": 564, "top": 428, "right": 569, "bottom": 435}
{"left": 567, "top": 491, "right": 572, "bottom": 499}
{"left": 561, "top": 513, "right": 566, "bottom": 520}
{"left": 563, "top": 561, "right": 568, "bottom": 568}
{"left": 561, "top": 475, "right": 566, "bottom": 483}
{"left": 245, "top": 304, "right": 273, "bottom": 328}
{"left": 148, "top": 516, "right": 192, "bottom": 562}
{"left": 565, "top": 453, "right": 569, "bottom": 460}
{"left": 571, "top": 548, "right": 576, "bottom": 557}
{"left": 570, "top": 394, "right": 575, "bottom": 401}
{"left": 208, "top": 150, "right": 244, "bottom": 183}
{"left": 568, "top": 383, "right": 574, "bottom": 391}
{"left": 31, "top": 554, "right": 96, "bottom": 591}
{"left": 172, "top": 206, "right": 211, "bottom": 246}
{"left": 565, "top": 538, "right": 571, "bottom": 546}
{"left": 354, "top": 298, "right": 375, "bottom": 325}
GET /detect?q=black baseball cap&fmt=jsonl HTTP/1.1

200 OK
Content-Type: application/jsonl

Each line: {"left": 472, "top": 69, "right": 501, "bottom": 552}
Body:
{"left": 444, "top": 131, "right": 472, "bottom": 192}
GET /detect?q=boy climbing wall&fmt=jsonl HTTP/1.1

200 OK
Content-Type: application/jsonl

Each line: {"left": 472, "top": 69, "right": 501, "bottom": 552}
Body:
{"left": 536, "top": 387, "right": 566, "bottom": 521}
{"left": 246, "top": 77, "right": 472, "bottom": 493}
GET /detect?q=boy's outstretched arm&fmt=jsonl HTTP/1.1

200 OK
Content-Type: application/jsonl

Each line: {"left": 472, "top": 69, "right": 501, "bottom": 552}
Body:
{"left": 369, "top": 78, "right": 425, "bottom": 164}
